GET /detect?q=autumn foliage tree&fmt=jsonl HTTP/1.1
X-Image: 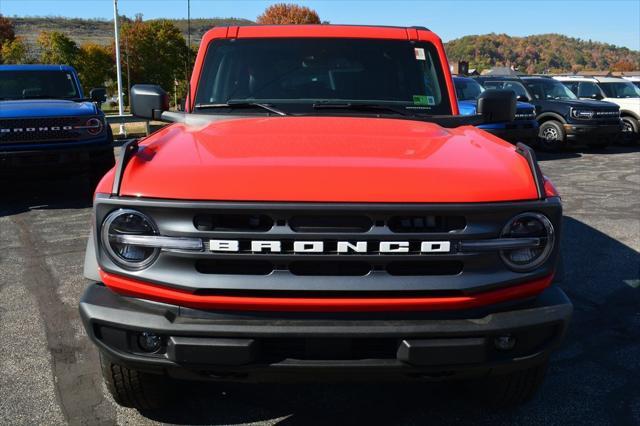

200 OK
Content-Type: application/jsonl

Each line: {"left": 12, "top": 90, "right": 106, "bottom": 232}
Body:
{"left": 37, "top": 31, "right": 80, "bottom": 66}
{"left": 0, "top": 14, "right": 17, "bottom": 63}
{"left": 257, "top": 3, "right": 321, "bottom": 25}
{"left": 119, "top": 18, "right": 188, "bottom": 95}
{"left": 76, "top": 43, "right": 114, "bottom": 89}
{"left": 1, "top": 38, "right": 29, "bottom": 64}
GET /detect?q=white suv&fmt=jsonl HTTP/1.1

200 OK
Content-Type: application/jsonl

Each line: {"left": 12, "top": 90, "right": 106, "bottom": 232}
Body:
{"left": 554, "top": 76, "right": 640, "bottom": 142}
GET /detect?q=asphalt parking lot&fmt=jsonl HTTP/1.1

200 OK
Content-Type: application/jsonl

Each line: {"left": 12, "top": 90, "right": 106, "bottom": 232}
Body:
{"left": 0, "top": 145, "right": 638, "bottom": 426}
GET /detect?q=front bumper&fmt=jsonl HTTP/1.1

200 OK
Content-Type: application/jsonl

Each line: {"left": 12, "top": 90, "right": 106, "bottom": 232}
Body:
{"left": 564, "top": 123, "right": 622, "bottom": 143}
{"left": 80, "top": 282, "right": 572, "bottom": 382}
{"left": 0, "top": 141, "right": 114, "bottom": 176}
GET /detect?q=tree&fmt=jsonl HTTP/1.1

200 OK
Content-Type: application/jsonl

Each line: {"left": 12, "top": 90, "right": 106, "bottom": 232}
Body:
{"left": 0, "top": 14, "right": 16, "bottom": 62}
{"left": 37, "top": 31, "right": 79, "bottom": 65}
{"left": 1, "top": 37, "right": 30, "bottom": 64}
{"left": 257, "top": 3, "right": 321, "bottom": 25}
{"left": 119, "top": 19, "right": 188, "bottom": 97}
{"left": 76, "top": 42, "right": 114, "bottom": 89}
{"left": 612, "top": 60, "right": 637, "bottom": 72}
{"left": 0, "top": 14, "right": 15, "bottom": 45}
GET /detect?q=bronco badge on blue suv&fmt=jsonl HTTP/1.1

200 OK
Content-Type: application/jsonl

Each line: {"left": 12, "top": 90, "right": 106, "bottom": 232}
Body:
{"left": 0, "top": 64, "right": 115, "bottom": 185}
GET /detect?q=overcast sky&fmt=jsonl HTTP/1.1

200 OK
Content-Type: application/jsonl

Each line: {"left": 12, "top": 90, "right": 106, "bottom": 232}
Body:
{"left": 1, "top": 0, "right": 639, "bottom": 50}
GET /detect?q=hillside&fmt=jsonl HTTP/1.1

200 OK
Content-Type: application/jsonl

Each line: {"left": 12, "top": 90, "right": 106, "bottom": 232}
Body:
{"left": 11, "top": 16, "right": 254, "bottom": 49}
{"left": 445, "top": 33, "right": 640, "bottom": 73}
{"left": 9, "top": 17, "right": 640, "bottom": 73}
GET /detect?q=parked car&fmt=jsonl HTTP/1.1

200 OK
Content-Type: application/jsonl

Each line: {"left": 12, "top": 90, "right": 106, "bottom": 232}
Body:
{"left": 474, "top": 75, "right": 621, "bottom": 151}
{"left": 454, "top": 76, "right": 538, "bottom": 145}
{"left": 80, "top": 24, "right": 571, "bottom": 410}
{"left": 0, "top": 64, "right": 115, "bottom": 184}
{"left": 554, "top": 76, "right": 640, "bottom": 143}
{"left": 623, "top": 76, "right": 640, "bottom": 89}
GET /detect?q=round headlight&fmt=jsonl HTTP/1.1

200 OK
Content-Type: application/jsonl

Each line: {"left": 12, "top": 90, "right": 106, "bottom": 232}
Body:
{"left": 101, "top": 209, "right": 159, "bottom": 270}
{"left": 500, "top": 213, "right": 554, "bottom": 272}
{"left": 86, "top": 117, "right": 104, "bottom": 135}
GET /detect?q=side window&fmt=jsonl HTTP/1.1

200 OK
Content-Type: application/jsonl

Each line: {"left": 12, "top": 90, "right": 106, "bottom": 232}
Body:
{"left": 578, "top": 82, "right": 602, "bottom": 99}
{"left": 525, "top": 83, "right": 543, "bottom": 100}
{"left": 482, "top": 81, "right": 502, "bottom": 89}
{"left": 564, "top": 82, "right": 579, "bottom": 96}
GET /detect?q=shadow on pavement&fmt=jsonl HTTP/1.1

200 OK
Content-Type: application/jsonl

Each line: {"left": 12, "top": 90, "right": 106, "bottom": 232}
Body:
{"left": 134, "top": 216, "right": 640, "bottom": 425}
{"left": 0, "top": 174, "right": 94, "bottom": 217}
{"left": 537, "top": 144, "right": 640, "bottom": 162}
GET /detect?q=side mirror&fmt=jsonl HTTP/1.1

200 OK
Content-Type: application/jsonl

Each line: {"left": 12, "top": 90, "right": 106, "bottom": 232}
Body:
{"left": 89, "top": 87, "right": 107, "bottom": 104}
{"left": 477, "top": 89, "right": 516, "bottom": 123}
{"left": 591, "top": 93, "right": 603, "bottom": 100}
{"left": 516, "top": 95, "right": 530, "bottom": 102}
{"left": 131, "top": 84, "right": 169, "bottom": 120}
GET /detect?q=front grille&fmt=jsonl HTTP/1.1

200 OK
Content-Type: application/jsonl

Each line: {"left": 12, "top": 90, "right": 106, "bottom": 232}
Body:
{"left": 0, "top": 117, "right": 83, "bottom": 144}
{"left": 594, "top": 110, "right": 619, "bottom": 118}
{"left": 514, "top": 111, "right": 536, "bottom": 121}
{"left": 95, "top": 198, "right": 563, "bottom": 295}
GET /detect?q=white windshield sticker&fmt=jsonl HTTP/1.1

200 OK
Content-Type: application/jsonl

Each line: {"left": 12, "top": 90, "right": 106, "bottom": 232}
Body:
{"left": 414, "top": 48, "right": 426, "bottom": 61}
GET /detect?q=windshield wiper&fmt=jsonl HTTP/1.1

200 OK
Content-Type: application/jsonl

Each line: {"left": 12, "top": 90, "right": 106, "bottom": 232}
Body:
{"left": 312, "top": 102, "right": 413, "bottom": 117}
{"left": 194, "top": 100, "right": 287, "bottom": 116}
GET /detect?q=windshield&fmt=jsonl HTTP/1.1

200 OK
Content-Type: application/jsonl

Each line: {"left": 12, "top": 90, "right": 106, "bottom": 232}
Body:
{"left": 524, "top": 79, "right": 577, "bottom": 100}
{"left": 454, "top": 78, "right": 484, "bottom": 101}
{"left": 480, "top": 80, "right": 530, "bottom": 100}
{"left": 0, "top": 70, "right": 80, "bottom": 100}
{"left": 195, "top": 38, "right": 452, "bottom": 115}
{"left": 599, "top": 82, "right": 640, "bottom": 98}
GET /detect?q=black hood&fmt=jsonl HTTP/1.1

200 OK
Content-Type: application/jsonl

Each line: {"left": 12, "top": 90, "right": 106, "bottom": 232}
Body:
{"left": 545, "top": 98, "right": 619, "bottom": 110}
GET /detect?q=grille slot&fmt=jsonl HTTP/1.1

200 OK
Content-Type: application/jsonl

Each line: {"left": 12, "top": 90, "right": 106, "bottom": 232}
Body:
{"left": 386, "top": 261, "right": 462, "bottom": 276}
{"left": 194, "top": 214, "right": 273, "bottom": 232}
{"left": 0, "top": 117, "right": 82, "bottom": 143}
{"left": 289, "top": 215, "right": 373, "bottom": 233}
{"left": 289, "top": 261, "right": 371, "bottom": 276}
{"left": 388, "top": 215, "right": 465, "bottom": 233}
{"left": 195, "top": 259, "right": 273, "bottom": 275}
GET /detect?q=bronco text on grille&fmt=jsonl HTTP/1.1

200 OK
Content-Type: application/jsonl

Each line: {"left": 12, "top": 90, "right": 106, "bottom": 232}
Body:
{"left": 79, "top": 24, "right": 572, "bottom": 410}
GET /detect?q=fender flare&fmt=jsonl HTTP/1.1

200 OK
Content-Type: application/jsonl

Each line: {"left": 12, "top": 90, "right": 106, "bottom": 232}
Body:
{"left": 536, "top": 112, "right": 566, "bottom": 124}
{"left": 620, "top": 109, "right": 640, "bottom": 121}
{"left": 83, "top": 229, "right": 101, "bottom": 281}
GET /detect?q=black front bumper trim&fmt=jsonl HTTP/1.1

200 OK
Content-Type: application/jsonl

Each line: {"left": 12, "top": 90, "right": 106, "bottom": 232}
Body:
{"left": 80, "top": 282, "right": 572, "bottom": 380}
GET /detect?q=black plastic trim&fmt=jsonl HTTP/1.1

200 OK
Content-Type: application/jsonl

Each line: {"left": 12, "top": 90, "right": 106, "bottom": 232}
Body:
{"left": 515, "top": 142, "right": 546, "bottom": 199}
{"left": 111, "top": 139, "right": 139, "bottom": 196}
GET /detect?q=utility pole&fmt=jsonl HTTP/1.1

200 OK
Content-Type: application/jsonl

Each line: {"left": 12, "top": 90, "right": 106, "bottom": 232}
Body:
{"left": 113, "top": 0, "right": 125, "bottom": 135}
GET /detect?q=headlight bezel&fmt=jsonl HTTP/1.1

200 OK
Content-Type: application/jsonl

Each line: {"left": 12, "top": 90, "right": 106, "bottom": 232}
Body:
{"left": 499, "top": 212, "right": 555, "bottom": 272}
{"left": 570, "top": 108, "right": 595, "bottom": 120}
{"left": 100, "top": 209, "right": 160, "bottom": 271}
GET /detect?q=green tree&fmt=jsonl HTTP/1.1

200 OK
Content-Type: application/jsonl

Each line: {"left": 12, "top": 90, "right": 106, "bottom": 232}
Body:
{"left": 257, "top": 3, "right": 321, "bottom": 24}
{"left": 37, "top": 31, "right": 79, "bottom": 65}
{"left": 120, "top": 19, "right": 188, "bottom": 98}
{"left": 76, "top": 42, "right": 114, "bottom": 89}
{"left": 1, "top": 37, "right": 30, "bottom": 64}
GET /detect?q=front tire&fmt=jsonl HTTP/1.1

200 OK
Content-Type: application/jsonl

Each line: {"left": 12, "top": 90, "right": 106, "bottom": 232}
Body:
{"left": 621, "top": 116, "right": 639, "bottom": 145}
{"left": 538, "top": 121, "right": 565, "bottom": 152}
{"left": 477, "top": 360, "right": 549, "bottom": 407}
{"left": 100, "top": 353, "right": 173, "bottom": 410}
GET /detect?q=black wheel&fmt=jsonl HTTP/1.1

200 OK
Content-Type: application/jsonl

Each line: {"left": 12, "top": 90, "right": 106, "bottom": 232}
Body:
{"left": 538, "top": 121, "right": 565, "bottom": 152}
{"left": 475, "top": 360, "right": 549, "bottom": 407}
{"left": 620, "top": 116, "right": 639, "bottom": 145}
{"left": 100, "top": 353, "right": 173, "bottom": 410}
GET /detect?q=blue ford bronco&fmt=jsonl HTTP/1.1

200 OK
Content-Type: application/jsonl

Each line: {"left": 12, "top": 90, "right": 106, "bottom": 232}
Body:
{"left": 454, "top": 76, "right": 538, "bottom": 145}
{"left": 0, "top": 64, "right": 115, "bottom": 185}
